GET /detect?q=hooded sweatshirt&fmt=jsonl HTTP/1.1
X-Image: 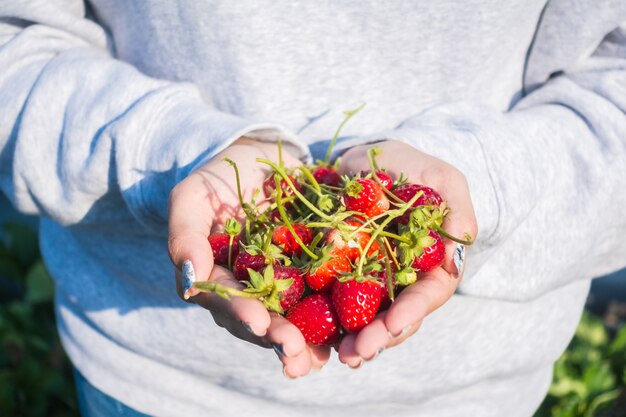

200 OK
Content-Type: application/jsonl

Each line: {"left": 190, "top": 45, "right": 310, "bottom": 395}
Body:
{"left": 1, "top": 1, "right": 625, "bottom": 416}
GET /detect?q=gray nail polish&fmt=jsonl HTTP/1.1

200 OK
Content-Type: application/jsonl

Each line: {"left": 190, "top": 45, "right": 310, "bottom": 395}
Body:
{"left": 453, "top": 244, "right": 465, "bottom": 279}
{"left": 369, "top": 347, "right": 385, "bottom": 361}
{"left": 182, "top": 260, "right": 196, "bottom": 299}
{"left": 241, "top": 321, "right": 266, "bottom": 337}
{"left": 272, "top": 343, "right": 287, "bottom": 358}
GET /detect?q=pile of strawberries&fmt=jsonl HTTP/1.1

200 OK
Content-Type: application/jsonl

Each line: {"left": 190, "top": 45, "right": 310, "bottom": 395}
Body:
{"left": 194, "top": 109, "right": 472, "bottom": 346}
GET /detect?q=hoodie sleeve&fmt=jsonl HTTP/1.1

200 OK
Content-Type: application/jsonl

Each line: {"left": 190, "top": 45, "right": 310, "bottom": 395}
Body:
{"left": 337, "top": 1, "right": 626, "bottom": 301}
{"left": 0, "top": 1, "right": 309, "bottom": 233}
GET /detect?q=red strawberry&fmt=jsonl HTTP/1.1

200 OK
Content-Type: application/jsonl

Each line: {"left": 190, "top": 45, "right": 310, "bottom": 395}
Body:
{"left": 392, "top": 184, "right": 444, "bottom": 225}
{"left": 273, "top": 265, "right": 305, "bottom": 311}
{"left": 272, "top": 224, "right": 314, "bottom": 256}
{"left": 306, "top": 255, "right": 352, "bottom": 292}
{"left": 208, "top": 233, "right": 240, "bottom": 267}
{"left": 313, "top": 166, "right": 341, "bottom": 187}
{"left": 332, "top": 279, "right": 382, "bottom": 333}
{"left": 263, "top": 175, "right": 302, "bottom": 198}
{"left": 233, "top": 251, "right": 266, "bottom": 281}
{"left": 412, "top": 230, "right": 445, "bottom": 272}
{"left": 326, "top": 220, "right": 380, "bottom": 262}
{"left": 343, "top": 178, "right": 390, "bottom": 218}
{"left": 360, "top": 170, "right": 393, "bottom": 190}
{"left": 286, "top": 293, "right": 340, "bottom": 345}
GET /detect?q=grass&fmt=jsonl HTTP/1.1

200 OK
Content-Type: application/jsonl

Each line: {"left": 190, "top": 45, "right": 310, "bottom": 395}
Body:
{"left": 0, "top": 222, "right": 624, "bottom": 417}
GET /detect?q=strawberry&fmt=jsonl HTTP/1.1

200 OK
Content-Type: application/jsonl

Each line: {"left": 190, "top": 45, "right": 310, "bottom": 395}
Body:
{"left": 392, "top": 184, "right": 443, "bottom": 225}
{"left": 360, "top": 170, "right": 393, "bottom": 191}
{"left": 273, "top": 265, "right": 305, "bottom": 311}
{"left": 313, "top": 165, "right": 341, "bottom": 187}
{"left": 332, "top": 279, "right": 382, "bottom": 333}
{"left": 233, "top": 251, "right": 266, "bottom": 281}
{"left": 263, "top": 175, "right": 302, "bottom": 198}
{"left": 286, "top": 293, "right": 340, "bottom": 345}
{"left": 412, "top": 230, "right": 445, "bottom": 272}
{"left": 208, "top": 233, "right": 240, "bottom": 267}
{"left": 272, "top": 224, "right": 314, "bottom": 256}
{"left": 343, "top": 178, "right": 390, "bottom": 218}
{"left": 326, "top": 220, "right": 380, "bottom": 262}
{"left": 306, "top": 255, "right": 352, "bottom": 292}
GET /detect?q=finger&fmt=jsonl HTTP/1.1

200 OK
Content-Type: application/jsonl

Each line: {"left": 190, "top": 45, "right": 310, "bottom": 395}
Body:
{"left": 384, "top": 267, "right": 458, "bottom": 337}
{"left": 385, "top": 320, "right": 422, "bottom": 349}
{"left": 169, "top": 175, "right": 214, "bottom": 300}
{"left": 190, "top": 266, "right": 272, "bottom": 339}
{"left": 433, "top": 175, "right": 477, "bottom": 277}
{"left": 282, "top": 348, "right": 314, "bottom": 379}
{"left": 353, "top": 312, "right": 390, "bottom": 361}
{"left": 265, "top": 313, "right": 307, "bottom": 358}
{"left": 337, "top": 334, "right": 363, "bottom": 368}
{"left": 309, "top": 345, "right": 332, "bottom": 370}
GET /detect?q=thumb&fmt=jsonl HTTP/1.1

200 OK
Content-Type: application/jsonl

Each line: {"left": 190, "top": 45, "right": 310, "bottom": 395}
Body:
{"left": 168, "top": 176, "right": 215, "bottom": 300}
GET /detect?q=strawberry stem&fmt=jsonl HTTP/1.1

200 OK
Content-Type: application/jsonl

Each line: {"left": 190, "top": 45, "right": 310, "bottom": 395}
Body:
{"left": 298, "top": 165, "right": 322, "bottom": 195}
{"left": 275, "top": 175, "right": 319, "bottom": 260}
{"left": 433, "top": 225, "right": 474, "bottom": 245}
{"left": 256, "top": 158, "right": 334, "bottom": 221}
{"left": 223, "top": 158, "right": 257, "bottom": 222}
{"left": 366, "top": 148, "right": 405, "bottom": 204}
{"left": 356, "top": 192, "right": 422, "bottom": 276}
{"left": 382, "top": 236, "right": 401, "bottom": 270}
{"left": 379, "top": 238, "right": 396, "bottom": 302}
{"left": 192, "top": 281, "right": 266, "bottom": 300}
{"left": 324, "top": 102, "right": 367, "bottom": 164}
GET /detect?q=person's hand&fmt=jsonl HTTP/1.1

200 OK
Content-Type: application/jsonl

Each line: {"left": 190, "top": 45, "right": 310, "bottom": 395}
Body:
{"left": 167, "top": 138, "right": 330, "bottom": 378}
{"left": 335, "top": 140, "right": 478, "bottom": 368}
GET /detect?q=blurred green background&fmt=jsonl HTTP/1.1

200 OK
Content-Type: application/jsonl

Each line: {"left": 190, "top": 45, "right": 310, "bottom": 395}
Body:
{"left": 1, "top": 197, "right": 625, "bottom": 417}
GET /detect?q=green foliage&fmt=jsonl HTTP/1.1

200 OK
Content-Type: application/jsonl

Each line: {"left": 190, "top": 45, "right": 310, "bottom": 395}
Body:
{"left": 535, "top": 311, "right": 626, "bottom": 417}
{"left": 0, "top": 223, "right": 78, "bottom": 417}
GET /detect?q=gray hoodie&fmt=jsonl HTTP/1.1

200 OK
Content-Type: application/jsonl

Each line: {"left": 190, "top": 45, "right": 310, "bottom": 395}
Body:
{"left": 1, "top": 1, "right": 625, "bottom": 416}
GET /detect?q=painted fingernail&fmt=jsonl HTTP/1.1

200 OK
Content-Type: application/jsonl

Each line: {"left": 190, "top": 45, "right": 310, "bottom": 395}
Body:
{"left": 182, "top": 260, "right": 195, "bottom": 299}
{"left": 389, "top": 324, "right": 412, "bottom": 338}
{"left": 241, "top": 321, "right": 266, "bottom": 337}
{"left": 368, "top": 347, "right": 385, "bottom": 361}
{"left": 272, "top": 343, "right": 287, "bottom": 358}
{"left": 453, "top": 244, "right": 465, "bottom": 279}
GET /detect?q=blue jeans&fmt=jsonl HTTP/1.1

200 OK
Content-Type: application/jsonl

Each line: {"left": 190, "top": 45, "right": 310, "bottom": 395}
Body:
{"left": 74, "top": 369, "right": 151, "bottom": 417}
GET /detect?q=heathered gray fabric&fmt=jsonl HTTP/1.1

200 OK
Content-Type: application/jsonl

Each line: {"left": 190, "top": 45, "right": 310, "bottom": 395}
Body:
{"left": 1, "top": 1, "right": 625, "bottom": 416}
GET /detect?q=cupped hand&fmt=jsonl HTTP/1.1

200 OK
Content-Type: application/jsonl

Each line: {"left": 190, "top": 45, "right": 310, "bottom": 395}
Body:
{"left": 167, "top": 138, "right": 330, "bottom": 377}
{"left": 335, "top": 140, "right": 478, "bottom": 368}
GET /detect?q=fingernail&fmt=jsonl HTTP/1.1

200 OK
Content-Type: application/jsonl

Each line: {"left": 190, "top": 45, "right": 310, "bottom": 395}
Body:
{"left": 453, "top": 244, "right": 465, "bottom": 279}
{"left": 350, "top": 358, "right": 364, "bottom": 369}
{"left": 389, "top": 324, "right": 412, "bottom": 339}
{"left": 367, "top": 347, "right": 385, "bottom": 361}
{"left": 272, "top": 343, "right": 287, "bottom": 358}
{"left": 182, "top": 260, "right": 195, "bottom": 299}
{"left": 241, "top": 321, "right": 266, "bottom": 337}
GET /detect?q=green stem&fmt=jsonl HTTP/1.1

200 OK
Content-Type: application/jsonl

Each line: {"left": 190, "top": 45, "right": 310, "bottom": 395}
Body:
{"left": 193, "top": 281, "right": 267, "bottom": 299}
{"left": 379, "top": 239, "right": 396, "bottom": 302}
{"left": 324, "top": 102, "right": 367, "bottom": 164}
{"left": 356, "top": 192, "right": 421, "bottom": 276}
{"left": 308, "top": 231, "right": 325, "bottom": 252}
{"left": 298, "top": 165, "right": 322, "bottom": 194}
{"left": 382, "top": 236, "right": 401, "bottom": 270}
{"left": 277, "top": 138, "right": 284, "bottom": 169}
{"left": 223, "top": 158, "right": 257, "bottom": 222}
{"left": 367, "top": 148, "right": 406, "bottom": 205}
{"left": 275, "top": 176, "right": 319, "bottom": 260}
{"left": 228, "top": 235, "right": 235, "bottom": 270}
{"left": 433, "top": 225, "right": 474, "bottom": 245}
{"left": 256, "top": 158, "right": 334, "bottom": 221}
